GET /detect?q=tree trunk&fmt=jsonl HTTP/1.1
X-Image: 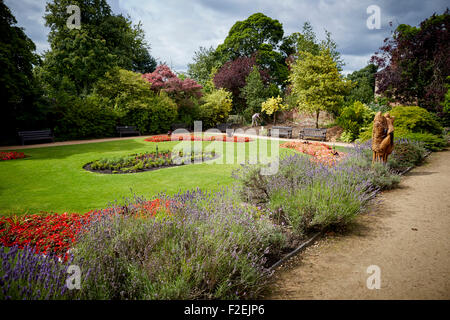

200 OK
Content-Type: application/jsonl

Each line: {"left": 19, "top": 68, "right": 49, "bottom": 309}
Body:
{"left": 315, "top": 111, "right": 320, "bottom": 129}
{"left": 273, "top": 112, "right": 276, "bottom": 125}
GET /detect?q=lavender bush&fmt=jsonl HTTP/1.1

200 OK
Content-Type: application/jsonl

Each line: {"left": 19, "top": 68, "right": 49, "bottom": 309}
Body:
{"left": 0, "top": 245, "right": 72, "bottom": 300}
{"left": 233, "top": 141, "right": 402, "bottom": 235}
{"left": 70, "top": 190, "right": 285, "bottom": 300}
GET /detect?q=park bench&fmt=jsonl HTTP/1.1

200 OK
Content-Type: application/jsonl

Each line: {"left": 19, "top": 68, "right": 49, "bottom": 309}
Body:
{"left": 171, "top": 123, "right": 189, "bottom": 131}
{"left": 268, "top": 126, "right": 293, "bottom": 139}
{"left": 299, "top": 128, "right": 327, "bottom": 141}
{"left": 18, "top": 129, "right": 54, "bottom": 145}
{"left": 217, "top": 123, "right": 232, "bottom": 133}
{"left": 116, "top": 126, "right": 141, "bottom": 137}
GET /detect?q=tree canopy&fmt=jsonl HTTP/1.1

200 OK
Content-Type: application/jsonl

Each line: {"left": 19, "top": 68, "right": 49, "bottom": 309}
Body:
{"left": 0, "top": 0, "right": 42, "bottom": 140}
{"left": 371, "top": 9, "right": 450, "bottom": 120}
{"left": 289, "top": 49, "right": 354, "bottom": 128}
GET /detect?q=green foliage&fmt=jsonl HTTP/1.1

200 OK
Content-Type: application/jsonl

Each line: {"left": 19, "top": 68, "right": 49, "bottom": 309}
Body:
{"left": 358, "top": 105, "right": 447, "bottom": 151}
{"left": 261, "top": 96, "right": 287, "bottom": 124}
{"left": 216, "top": 12, "right": 284, "bottom": 61}
{"left": 388, "top": 139, "right": 427, "bottom": 173}
{"left": 289, "top": 48, "right": 354, "bottom": 128}
{"left": 337, "top": 101, "right": 375, "bottom": 141}
{"left": 240, "top": 66, "right": 268, "bottom": 115}
{"left": 93, "top": 68, "right": 152, "bottom": 104}
{"left": 390, "top": 106, "right": 443, "bottom": 135}
{"left": 398, "top": 132, "right": 447, "bottom": 151}
{"left": 119, "top": 92, "right": 178, "bottom": 135}
{"left": 0, "top": 0, "right": 44, "bottom": 140}
{"left": 42, "top": 0, "right": 156, "bottom": 95}
{"left": 92, "top": 68, "right": 178, "bottom": 135}
{"left": 53, "top": 94, "right": 118, "bottom": 140}
{"left": 40, "top": 29, "right": 117, "bottom": 94}
{"left": 345, "top": 64, "right": 378, "bottom": 104}
{"left": 198, "top": 89, "right": 233, "bottom": 128}
{"left": 187, "top": 46, "right": 221, "bottom": 87}
{"left": 284, "top": 22, "right": 344, "bottom": 71}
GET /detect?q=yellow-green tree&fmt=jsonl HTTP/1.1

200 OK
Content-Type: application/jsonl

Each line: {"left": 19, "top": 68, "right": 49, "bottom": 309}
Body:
{"left": 289, "top": 48, "right": 354, "bottom": 128}
{"left": 261, "top": 96, "right": 287, "bottom": 124}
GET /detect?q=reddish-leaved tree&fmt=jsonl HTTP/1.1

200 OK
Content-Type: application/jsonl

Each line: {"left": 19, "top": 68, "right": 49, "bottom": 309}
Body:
{"left": 213, "top": 55, "right": 269, "bottom": 113}
{"left": 142, "top": 65, "right": 203, "bottom": 104}
{"left": 371, "top": 10, "right": 450, "bottom": 118}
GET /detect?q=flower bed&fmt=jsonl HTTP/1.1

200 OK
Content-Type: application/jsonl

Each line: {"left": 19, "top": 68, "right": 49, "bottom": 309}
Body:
{"left": 84, "top": 150, "right": 218, "bottom": 174}
{"left": 0, "top": 199, "right": 169, "bottom": 257}
{"left": 145, "top": 134, "right": 252, "bottom": 143}
{"left": 280, "top": 141, "right": 345, "bottom": 165}
{"left": 0, "top": 151, "right": 26, "bottom": 161}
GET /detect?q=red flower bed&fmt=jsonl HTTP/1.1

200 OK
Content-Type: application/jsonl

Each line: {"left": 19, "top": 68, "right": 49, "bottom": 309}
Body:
{"left": 0, "top": 199, "right": 169, "bottom": 258}
{"left": 1, "top": 151, "right": 26, "bottom": 161}
{"left": 280, "top": 141, "right": 345, "bottom": 166}
{"left": 145, "top": 134, "right": 252, "bottom": 143}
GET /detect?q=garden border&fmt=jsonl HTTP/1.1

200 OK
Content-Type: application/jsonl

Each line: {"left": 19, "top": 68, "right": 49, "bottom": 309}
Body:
{"left": 268, "top": 150, "right": 433, "bottom": 271}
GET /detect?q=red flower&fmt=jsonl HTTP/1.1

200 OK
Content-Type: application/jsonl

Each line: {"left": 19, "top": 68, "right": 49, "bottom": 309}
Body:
{"left": 144, "top": 135, "right": 252, "bottom": 143}
{"left": 0, "top": 199, "right": 169, "bottom": 259}
{"left": 280, "top": 141, "right": 345, "bottom": 166}
{"left": 0, "top": 151, "right": 26, "bottom": 161}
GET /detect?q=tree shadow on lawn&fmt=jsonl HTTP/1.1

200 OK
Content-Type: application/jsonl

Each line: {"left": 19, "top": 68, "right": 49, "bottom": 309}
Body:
{"left": 17, "top": 139, "right": 153, "bottom": 161}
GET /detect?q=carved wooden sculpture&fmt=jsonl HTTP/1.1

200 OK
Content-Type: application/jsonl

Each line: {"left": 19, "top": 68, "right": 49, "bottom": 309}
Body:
{"left": 372, "top": 112, "right": 395, "bottom": 163}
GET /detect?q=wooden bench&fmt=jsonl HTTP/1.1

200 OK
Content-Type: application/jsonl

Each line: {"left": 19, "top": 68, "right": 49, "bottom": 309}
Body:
{"left": 217, "top": 123, "right": 232, "bottom": 133}
{"left": 116, "top": 126, "right": 141, "bottom": 137}
{"left": 268, "top": 126, "right": 293, "bottom": 138}
{"left": 171, "top": 123, "right": 189, "bottom": 131}
{"left": 299, "top": 128, "right": 327, "bottom": 141}
{"left": 18, "top": 129, "right": 54, "bottom": 145}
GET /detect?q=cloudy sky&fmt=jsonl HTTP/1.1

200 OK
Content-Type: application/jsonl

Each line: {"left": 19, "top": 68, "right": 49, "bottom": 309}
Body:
{"left": 5, "top": 0, "right": 449, "bottom": 74}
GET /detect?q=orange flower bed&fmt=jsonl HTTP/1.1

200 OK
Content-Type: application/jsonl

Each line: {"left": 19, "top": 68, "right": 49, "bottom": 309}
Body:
{"left": 280, "top": 141, "right": 345, "bottom": 166}
{"left": 145, "top": 134, "right": 252, "bottom": 143}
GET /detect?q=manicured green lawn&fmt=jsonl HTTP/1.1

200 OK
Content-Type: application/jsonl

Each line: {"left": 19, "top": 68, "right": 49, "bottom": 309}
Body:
{"left": 0, "top": 137, "right": 295, "bottom": 215}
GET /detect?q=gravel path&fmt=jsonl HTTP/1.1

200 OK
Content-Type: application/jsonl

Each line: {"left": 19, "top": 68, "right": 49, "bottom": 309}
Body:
{"left": 266, "top": 149, "right": 450, "bottom": 299}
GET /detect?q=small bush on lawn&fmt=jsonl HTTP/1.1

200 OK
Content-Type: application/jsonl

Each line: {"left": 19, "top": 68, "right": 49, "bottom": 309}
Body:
{"left": 70, "top": 191, "right": 285, "bottom": 300}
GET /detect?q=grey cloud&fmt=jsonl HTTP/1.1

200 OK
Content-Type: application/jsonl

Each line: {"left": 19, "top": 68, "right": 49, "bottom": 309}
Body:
{"left": 4, "top": 0, "right": 449, "bottom": 73}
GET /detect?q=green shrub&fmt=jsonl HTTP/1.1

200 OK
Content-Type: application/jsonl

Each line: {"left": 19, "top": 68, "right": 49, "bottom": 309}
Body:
{"left": 388, "top": 139, "right": 427, "bottom": 173}
{"left": 198, "top": 89, "right": 233, "bottom": 128}
{"left": 390, "top": 105, "right": 443, "bottom": 135}
{"left": 358, "top": 105, "right": 447, "bottom": 150}
{"left": 54, "top": 95, "right": 118, "bottom": 140}
{"left": 94, "top": 68, "right": 178, "bottom": 134}
{"left": 119, "top": 92, "right": 178, "bottom": 134}
{"left": 72, "top": 192, "right": 285, "bottom": 299}
{"left": 337, "top": 101, "right": 374, "bottom": 141}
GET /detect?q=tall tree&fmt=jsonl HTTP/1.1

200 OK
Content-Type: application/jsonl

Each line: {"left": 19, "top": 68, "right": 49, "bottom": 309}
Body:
{"left": 215, "top": 12, "right": 287, "bottom": 87}
{"left": 216, "top": 12, "right": 284, "bottom": 61}
{"left": 371, "top": 10, "right": 450, "bottom": 118}
{"left": 0, "top": 0, "right": 42, "bottom": 140}
{"left": 289, "top": 49, "right": 354, "bottom": 128}
{"left": 345, "top": 64, "right": 378, "bottom": 104}
{"left": 213, "top": 55, "right": 269, "bottom": 114}
{"left": 42, "top": 0, "right": 156, "bottom": 93}
{"left": 187, "top": 46, "right": 221, "bottom": 86}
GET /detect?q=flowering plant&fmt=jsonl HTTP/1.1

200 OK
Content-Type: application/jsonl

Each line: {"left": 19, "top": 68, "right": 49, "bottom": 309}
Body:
{"left": 0, "top": 151, "right": 26, "bottom": 161}
{"left": 145, "top": 134, "right": 252, "bottom": 143}
{"left": 280, "top": 141, "right": 345, "bottom": 166}
{"left": 0, "top": 199, "right": 169, "bottom": 258}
